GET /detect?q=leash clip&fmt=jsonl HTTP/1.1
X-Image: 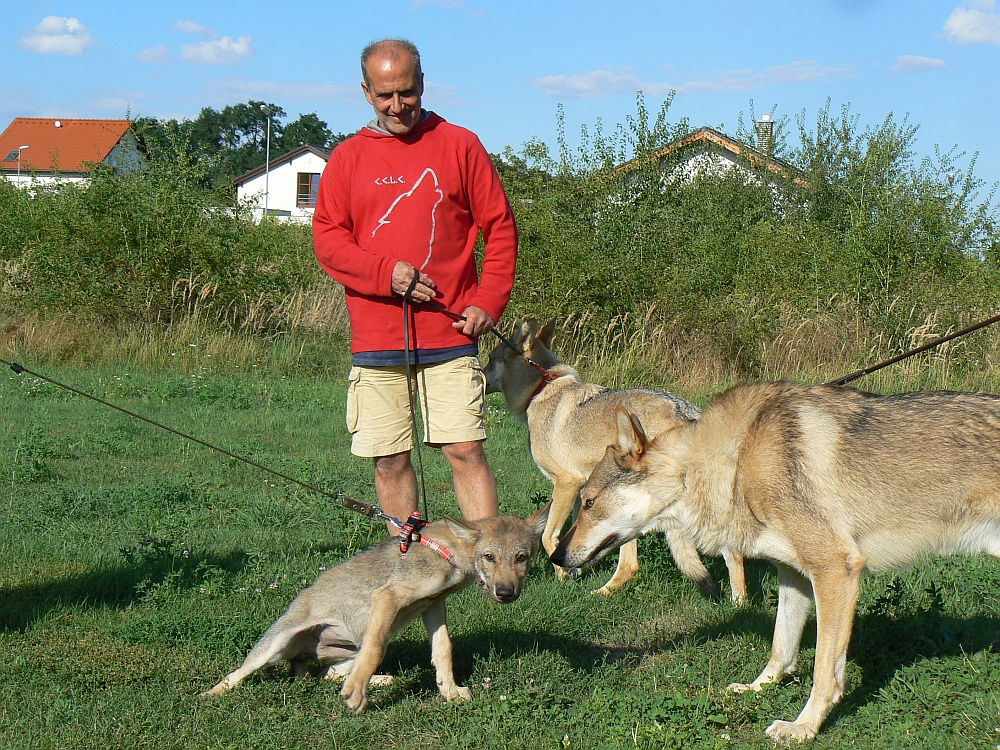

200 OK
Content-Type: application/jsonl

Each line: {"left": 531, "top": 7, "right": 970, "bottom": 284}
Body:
{"left": 398, "top": 510, "right": 427, "bottom": 555}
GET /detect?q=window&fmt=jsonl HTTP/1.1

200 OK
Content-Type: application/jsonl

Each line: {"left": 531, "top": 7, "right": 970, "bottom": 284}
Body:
{"left": 297, "top": 172, "right": 321, "bottom": 207}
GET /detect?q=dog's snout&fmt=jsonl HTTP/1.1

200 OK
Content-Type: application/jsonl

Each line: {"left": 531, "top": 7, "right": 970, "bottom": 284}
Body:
{"left": 494, "top": 583, "right": 517, "bottom": 602}
{"left": 549, "top": 545, "right": 567, "bottom": 567}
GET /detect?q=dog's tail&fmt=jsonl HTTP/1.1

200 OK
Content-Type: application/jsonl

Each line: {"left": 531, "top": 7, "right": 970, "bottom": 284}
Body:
{"left": 665, "top": 529, "right": 716, "bottom": 597}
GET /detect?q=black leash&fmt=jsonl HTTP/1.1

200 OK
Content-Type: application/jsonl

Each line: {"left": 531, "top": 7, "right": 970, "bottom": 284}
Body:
{"left": 0, "top": 356, "right": 388, "bottom": 523}
{"left": 402, "top": 274, "right": 429, "bottom": 521}
{"left": 825, "top": 311, "right": 1000, "bottom": 386}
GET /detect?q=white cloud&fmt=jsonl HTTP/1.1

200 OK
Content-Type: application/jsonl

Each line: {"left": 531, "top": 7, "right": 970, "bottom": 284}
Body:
{"left": 891, "top": 55, "right": 947, "bottom": 73}
{"left": 180, "top": 36, "right": 253, "bottom": 65}
{"left": 533, "top": 69, "right": 653, "bottom": 99}
{"left": 16, "top": 16, "right": 96, "bottom": 55}
{"left": 137, "top": 45, "right": 171, "bottom": 63}
{"left": 534, "top": 61, "right": 854, "bottom": 99}
{"left": 173, "top": 20, "right": 217, "bottom": 38}
{"left": 203, "top": 78, "right": 358, "bottom": 103}
{"left": 944, "top": 1, "right": 1000, "bottom": 44}
{"left": 0, "top": 87, "right": 38, "bottom": 116}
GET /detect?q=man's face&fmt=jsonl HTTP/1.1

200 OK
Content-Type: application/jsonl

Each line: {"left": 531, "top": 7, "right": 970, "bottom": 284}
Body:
{"left": 361, "top": 53, "right": 424, "bottom": 135}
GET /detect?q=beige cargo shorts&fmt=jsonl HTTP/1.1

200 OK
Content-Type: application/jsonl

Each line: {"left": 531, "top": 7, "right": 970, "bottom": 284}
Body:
{"left": 345, "top": 355, "right": 487, "bottom": 458}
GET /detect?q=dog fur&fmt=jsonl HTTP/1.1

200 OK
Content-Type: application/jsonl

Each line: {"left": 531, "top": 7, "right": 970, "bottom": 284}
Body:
{"left": 551, "top": 381, "right": 1000, "bottom": 742}
{"left": 484, "top": 318, "right": 746, "bottom": 601}
{"left": 204, "top": 506, "right": 549, "bottom": 713}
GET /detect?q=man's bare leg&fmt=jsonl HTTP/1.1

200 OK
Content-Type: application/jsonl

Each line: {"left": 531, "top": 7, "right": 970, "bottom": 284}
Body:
{"left": 441, "top": 440, "right": 498, "bottom": 521}
{"left": 374, "top": 451, "right": 418, "bottom": 535}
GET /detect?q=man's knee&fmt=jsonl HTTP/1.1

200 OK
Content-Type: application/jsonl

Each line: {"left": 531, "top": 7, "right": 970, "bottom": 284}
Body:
{"left": 374, "top": 451, "right": 412, "bottom": 477}
{"left": 441, "top": 440, "right": 489, "bottom": 467}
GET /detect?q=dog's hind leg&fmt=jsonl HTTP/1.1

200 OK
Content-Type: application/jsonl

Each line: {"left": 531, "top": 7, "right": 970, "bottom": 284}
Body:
{"left": 341, "top": 584, "right": 402, "bottom": 713}
{"left": 544, "top": 479, "right": 584, "bottom": 581}
{"left": 203, "top": 617, "right": 321, "bottom": 697}
{"left": 423, "top": 598, "right": 471, "bottom": 702}
{"left": 723, "top": 550, "right": 747, "bottom": 605}
{"left": 592, "top": 539, "right": 640, "bottom": 595}
{"left": 729, "top": 563, "right": 812, "bottom": 695}
{"left": 765, "top": 553, "right": 864, "bottom": 744}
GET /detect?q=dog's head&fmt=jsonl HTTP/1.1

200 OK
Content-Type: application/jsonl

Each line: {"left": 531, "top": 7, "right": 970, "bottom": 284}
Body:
{"left": 550, "top": 406, "right": 687, "bottom": 570}
{"left": 443, "top": 503, "right": 550, "bottom": 603}
{"left": 483, "top": 318, "right": 557, "bottom": 403}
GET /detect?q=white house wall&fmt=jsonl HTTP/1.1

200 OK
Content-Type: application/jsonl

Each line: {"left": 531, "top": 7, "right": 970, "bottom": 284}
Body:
{"left": 237, "top": 151, "right": 328, "bottom": 223}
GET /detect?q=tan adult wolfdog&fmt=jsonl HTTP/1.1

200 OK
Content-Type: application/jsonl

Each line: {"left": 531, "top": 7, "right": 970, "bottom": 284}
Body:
{"left": 485, "top": 318, "right": 746, "bottom": 600}
{"left": 205, "top": 506, "right": 549, "bottom": 713}
{"left": 551, "top": 381, "right": 1000, "bottom": 743}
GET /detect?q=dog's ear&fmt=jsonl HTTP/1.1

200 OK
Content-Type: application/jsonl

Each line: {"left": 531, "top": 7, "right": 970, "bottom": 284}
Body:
{"left": 613, "top": 405, "right": 650, "bottom": 461}
{"left": 536, "top": 319, "right": 556, "bottom": 347}
{"left": 517, "top": 319, "right": 537, "bottom": 350}
{"left": 442, "top": 515, "right": 482, "bottom": 544}
{"left": 525, "top": 500, "right": 552, "bottom": 540}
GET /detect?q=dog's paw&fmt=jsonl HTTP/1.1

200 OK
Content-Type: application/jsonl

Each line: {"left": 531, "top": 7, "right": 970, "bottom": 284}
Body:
{"left": 340, "top": 678, "right": 368, "bottom": 714}
{"left": 368, "top": 674, "right": 394, "bottom": 687}
{"left": 553, "top": 565, "right": 581, "bottom": 582}
{"left": 727, "top": 681, "right": 760, "bottom": 694}
{"left": 440, "top": 684, "right": 472, "bottom": 702}
{"left": 201, "top": 681, "right": 230, "bottom": 697}
{"left": 765, "top": 719, "right": 815, "bottom": 744}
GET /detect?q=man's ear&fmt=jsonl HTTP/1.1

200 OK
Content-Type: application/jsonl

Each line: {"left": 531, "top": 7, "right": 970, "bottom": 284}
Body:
{"left": 443, "top": 515, "right": 481, "bottom": 544}
{"left": 525, "top": 501, "right": 552, "bottom": 539}
{"left": 613, "top": 405, "right": 650, "bottom": 459}
{"left": 536, "top": 318, "right": 556, "bottom": 347}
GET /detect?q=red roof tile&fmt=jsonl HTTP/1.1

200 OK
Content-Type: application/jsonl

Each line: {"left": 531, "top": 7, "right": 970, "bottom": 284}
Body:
{"left": 0, "top": 118, "right": 132, "bottom": 173}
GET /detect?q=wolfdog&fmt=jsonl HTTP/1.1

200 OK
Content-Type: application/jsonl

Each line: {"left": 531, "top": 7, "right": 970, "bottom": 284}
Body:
{"left": 205, "top": 506, "right": 549, "bottom": 713}
{"left": 484, "top": 318, "right": 746, "bottom": 600}
{"left": 551, "top": 382, "right": 1000, "bottom": 742}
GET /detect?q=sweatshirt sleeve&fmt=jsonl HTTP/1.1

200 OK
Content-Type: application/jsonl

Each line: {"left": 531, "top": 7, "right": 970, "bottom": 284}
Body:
{"left": 464, "top": 136, "right": 518, "bottom": 323}
{"left": 313, "top": 146, "right": 397, "bottom": 298}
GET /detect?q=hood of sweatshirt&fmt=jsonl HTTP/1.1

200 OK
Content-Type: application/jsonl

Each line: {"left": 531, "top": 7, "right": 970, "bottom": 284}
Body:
{"left": 361, "top": 109, "right": 438, "bottom": 139}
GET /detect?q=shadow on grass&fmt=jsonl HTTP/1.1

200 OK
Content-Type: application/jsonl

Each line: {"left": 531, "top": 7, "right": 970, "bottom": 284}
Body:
{"left": 0, "top": 550, "right": 250, "bottom": 632}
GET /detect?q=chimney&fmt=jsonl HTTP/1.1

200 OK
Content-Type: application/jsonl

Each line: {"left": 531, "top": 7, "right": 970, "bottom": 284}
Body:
{"left": 756, "top": 114, "right": 774, "bottom": 157}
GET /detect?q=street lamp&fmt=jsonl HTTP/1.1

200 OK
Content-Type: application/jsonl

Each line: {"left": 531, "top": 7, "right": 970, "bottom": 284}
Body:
{"left": 260, "top": 104, "right": 271, "bottom": 219}
{"left": 17, "top": 145, "right": 29, "bottom": 181}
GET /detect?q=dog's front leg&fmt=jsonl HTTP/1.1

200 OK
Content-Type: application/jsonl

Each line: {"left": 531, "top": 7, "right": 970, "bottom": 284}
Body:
{"left": 545, "top": 479, "right": 583, "bottom": 580}
{"left": 765, "top": 555, "right": 864, "bottom": 744}
{"left": 723, "top": 550, "right": 747, "bottom": 605}
{"left": 422, "top": 598, "right": 471, "bottom": 702}
{"left": 729, "top": 563, "right": 812, "bottom": 695}
{"left": 341, "top": 585, "right": 399, "bottom": 714}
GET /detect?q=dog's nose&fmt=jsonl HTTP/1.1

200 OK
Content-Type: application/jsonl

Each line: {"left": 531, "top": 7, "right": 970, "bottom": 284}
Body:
{"left": 494, "top": 584, "right": 517, "bottom": 602}
{"left": 549, "top": 547, "right": 566, "bottom": 566}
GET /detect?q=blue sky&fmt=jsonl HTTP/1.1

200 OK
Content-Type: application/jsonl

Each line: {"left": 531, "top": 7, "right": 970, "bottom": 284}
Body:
{"left": 3, "top": 1, "right": 1000, "bottom": 186}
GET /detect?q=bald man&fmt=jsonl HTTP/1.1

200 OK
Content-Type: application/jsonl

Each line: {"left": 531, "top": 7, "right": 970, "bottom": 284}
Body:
{"left": 313, "top": 39, "right": 518, "bottom": 530}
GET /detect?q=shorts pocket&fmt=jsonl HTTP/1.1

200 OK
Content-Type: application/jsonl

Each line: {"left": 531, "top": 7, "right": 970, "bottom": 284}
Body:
{"left": 345, "top": 366, "right": 362, "bottom": 434}
{"left": 466, "top": 357, "right": 486, "bottom": 418}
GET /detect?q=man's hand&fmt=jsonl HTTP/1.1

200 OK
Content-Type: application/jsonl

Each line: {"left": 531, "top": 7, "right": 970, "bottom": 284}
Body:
{"left": 392, "top": 261, "right": 437, "bottom": 302}
{"left": 453, "top": 306, "right": 494, "bottom": 338}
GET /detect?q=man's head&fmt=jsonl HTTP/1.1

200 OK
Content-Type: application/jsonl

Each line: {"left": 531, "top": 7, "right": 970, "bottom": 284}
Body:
{"left": 361, "top": 39, "right": 424, "bottom": 135}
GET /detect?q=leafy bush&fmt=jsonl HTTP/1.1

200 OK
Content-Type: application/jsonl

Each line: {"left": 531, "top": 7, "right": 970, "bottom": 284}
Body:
{"left": 0, "top": 138, "right": 322, "bottom": 324}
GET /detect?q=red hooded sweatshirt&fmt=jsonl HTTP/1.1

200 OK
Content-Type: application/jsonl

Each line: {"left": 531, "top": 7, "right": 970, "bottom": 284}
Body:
{"left": 313, "top": 113, "right": 518, "bottom": 363}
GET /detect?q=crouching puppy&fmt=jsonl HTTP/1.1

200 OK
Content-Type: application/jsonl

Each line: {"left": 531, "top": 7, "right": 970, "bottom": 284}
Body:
{"left": 204, "top": 505, "right": 550, "bottom": 713}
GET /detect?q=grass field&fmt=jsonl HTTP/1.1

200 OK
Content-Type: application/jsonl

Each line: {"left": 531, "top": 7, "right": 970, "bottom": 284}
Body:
{"left": 3, "top": 338, "right": 1000, "bottom": 749}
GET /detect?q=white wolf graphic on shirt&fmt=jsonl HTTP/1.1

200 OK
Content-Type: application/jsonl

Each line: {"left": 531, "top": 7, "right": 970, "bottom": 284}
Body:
{"left": 371, "top": 168, "right": 444, "bottom": 271}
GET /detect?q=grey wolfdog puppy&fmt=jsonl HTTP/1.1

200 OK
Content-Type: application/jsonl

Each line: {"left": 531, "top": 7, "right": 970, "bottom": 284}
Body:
{"left": 552, "top": 381, "right": 1000, "bottom": 743}
{"left": 205, "top": 506, "right": 549, "bottom": 714}
{"left": 484, "top": 318, "right": 746, "bottom": 600}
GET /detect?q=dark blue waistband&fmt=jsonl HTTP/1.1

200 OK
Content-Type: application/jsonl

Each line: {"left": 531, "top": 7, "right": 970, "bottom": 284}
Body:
{"left": 351, "top": 344, "right": 480, "bottom": 367}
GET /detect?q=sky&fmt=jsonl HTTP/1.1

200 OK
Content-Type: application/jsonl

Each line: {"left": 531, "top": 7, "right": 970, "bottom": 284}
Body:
{"left": 3, "top": 1, "right": 1000, "bottom": 187}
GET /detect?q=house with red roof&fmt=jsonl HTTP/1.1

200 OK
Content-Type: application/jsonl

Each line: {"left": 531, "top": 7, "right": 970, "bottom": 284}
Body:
{"left": 0, "top": 118, "right": 142, "bottom": 188}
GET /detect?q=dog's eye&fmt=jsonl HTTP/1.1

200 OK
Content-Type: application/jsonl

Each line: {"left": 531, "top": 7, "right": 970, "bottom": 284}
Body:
{"left": 516, "top": 552, "right": 528, "bottom": 563}
{"left": 482, "top": 553, "right": 495, "bottom": 563}
{"left": 583, "top": 496, "right": 596, "bottom": 510}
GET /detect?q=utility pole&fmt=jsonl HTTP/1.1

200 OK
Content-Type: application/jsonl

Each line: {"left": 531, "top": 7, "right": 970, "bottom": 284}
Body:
{"left": 260, "top": 104, "right": 271, "bottom": 220}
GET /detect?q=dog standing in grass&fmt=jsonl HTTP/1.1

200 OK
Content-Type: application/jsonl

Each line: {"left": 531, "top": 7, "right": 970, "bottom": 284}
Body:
{"left": 205, "top": 506, "right": 549, "bottom": 713}
{"left": 484, "top": 318, "right": 746, "bottom": 600}
{"left": 552, "top": 381, "right": 1000, "bottom": 742}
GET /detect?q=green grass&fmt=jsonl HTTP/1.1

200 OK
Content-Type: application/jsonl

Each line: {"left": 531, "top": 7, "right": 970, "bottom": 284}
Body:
{"left": 3, "top": 349, "right": 1000, "bottom": 749}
